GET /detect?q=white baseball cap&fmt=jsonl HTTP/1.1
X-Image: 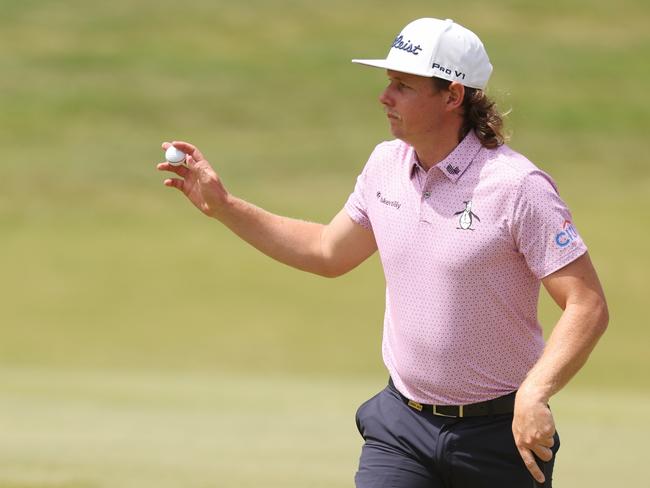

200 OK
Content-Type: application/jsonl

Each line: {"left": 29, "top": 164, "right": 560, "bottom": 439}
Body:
{"left": 352, "top": 18, "right": 493, "bottom": 90}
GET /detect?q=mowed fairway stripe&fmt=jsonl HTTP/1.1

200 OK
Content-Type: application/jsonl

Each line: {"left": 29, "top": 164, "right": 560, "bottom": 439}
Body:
{"left": 0, "top": 367, "right": 646, "bottom": 487}
{"left": 0, "top": 367, "right": 379, "bottom": 488}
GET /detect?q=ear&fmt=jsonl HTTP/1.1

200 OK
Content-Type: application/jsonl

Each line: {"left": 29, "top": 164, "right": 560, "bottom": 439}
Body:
{"left": 445, "top": 82, "right": 465, "bottom": 111}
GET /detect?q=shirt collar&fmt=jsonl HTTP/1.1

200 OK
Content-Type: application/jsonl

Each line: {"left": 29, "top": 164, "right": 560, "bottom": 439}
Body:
{"left": 408, "top": 130, "right": 483, "bottom": 183}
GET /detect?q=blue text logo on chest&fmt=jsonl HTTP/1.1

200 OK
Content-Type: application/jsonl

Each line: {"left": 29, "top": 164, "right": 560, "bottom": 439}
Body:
{"left": 454, "top": 201, "right": 480, "bottom": 230}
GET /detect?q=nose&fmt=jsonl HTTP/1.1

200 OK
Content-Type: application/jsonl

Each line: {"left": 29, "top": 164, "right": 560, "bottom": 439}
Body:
{"left": 379, "top": 85, "right": 394, "bottom": 107}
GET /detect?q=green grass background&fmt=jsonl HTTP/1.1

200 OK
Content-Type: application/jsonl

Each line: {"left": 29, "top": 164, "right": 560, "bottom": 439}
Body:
{"left": 1, "top": 0, "right": 648, "bottom": 486}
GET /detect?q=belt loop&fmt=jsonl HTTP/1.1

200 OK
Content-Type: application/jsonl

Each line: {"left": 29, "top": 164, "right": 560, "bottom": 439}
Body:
{"left": 408, "top": 400, "right": 423, "bottom": 412}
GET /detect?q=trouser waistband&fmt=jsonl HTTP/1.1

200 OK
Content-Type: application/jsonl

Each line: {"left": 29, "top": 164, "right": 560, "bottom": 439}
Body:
{"left": 388, "top": 378, "right": 517, "bottom": 418}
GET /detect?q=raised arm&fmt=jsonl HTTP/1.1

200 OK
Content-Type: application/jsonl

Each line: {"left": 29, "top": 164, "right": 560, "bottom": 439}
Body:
{"left": 157, "top": 141, "right": 377, "bottom": 277}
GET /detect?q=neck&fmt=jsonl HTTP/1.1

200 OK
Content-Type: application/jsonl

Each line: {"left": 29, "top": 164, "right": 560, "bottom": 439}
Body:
{"left": 414, "top": 140, "right": 459, "bottom": 171}
{"left": 412, "top": 125, "right": 464, "bottom": 171}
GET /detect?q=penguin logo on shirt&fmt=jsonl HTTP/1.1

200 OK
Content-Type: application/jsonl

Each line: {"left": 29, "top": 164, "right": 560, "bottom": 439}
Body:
{"left": 454, "top": 201, "right": 480, "bottom": 230}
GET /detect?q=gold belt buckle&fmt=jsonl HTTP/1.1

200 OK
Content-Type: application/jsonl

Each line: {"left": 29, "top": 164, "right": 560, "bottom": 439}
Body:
{"left": 432, "top": 404, "right": 464, "bottom": 418}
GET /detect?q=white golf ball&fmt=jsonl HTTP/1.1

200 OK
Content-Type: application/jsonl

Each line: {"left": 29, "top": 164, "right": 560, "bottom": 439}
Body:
{"left": 165, "top": 146, "right": 187, "bottom": 166}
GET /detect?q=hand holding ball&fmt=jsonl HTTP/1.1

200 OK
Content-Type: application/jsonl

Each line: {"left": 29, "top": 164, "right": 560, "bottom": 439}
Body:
{"left": 165, "top": 146, "right": 187, "bottom": 166}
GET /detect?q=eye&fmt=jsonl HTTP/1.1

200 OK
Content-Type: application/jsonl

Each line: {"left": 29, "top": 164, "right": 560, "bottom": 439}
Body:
{"left": 387, "top": 79, "right": 410, "bottom": 92}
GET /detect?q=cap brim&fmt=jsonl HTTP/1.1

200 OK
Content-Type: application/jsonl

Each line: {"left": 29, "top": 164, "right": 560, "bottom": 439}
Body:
{"left": 351, "top": 58, "right": 432, "bottom": 78}
{"left": 351, "top": 59, "right": 391, "bottom": 69}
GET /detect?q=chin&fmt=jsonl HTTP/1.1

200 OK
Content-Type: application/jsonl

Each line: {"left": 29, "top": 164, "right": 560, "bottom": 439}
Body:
{"left": 390, "top": 130, "right": 411, "bottom": 145}
{"left": 388, "top": 126, "right": 404, "bottom": 140}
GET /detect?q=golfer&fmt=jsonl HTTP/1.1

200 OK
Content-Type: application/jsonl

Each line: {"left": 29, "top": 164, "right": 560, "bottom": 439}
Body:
{"left": 157, "top": 18, "right": 608, "bottom": 487}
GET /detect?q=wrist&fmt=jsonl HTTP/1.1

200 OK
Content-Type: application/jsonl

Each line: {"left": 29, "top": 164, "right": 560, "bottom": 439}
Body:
{"left": 517, "top": 379, "right": 552, "bottom": 405}
{"left": 209, "top": 190, "right": 234, "bottom": 221}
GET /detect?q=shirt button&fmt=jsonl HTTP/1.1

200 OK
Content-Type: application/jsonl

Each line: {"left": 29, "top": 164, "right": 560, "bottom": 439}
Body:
{"left": 423, "top": 191, "right": 431, "bottom": 199}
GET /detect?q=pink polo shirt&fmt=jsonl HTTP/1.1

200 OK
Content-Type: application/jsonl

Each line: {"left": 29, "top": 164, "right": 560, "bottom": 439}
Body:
{"left": 345, "top": 131, "right": 587, "bottom": 405}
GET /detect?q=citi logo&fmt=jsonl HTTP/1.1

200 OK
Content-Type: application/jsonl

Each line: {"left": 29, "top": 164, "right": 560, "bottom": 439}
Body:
{"left": 555, "top": 220, "right": 579, "bottom": 248}
{"left": 376, "top": 191, "right": 401, "bottom": 209}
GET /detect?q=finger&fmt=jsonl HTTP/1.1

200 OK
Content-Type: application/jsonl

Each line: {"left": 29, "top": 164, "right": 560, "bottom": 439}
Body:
{"left": 163, "top": 178, "right": 184, "bottom": 191}
{"left": 539, "top": 435, "right": 555, "bottom": 448}
{"left": 161, "top": 141, "right": 172, "bottom": 150}
{"left": 186, "top": 154, "right": 210, "bottom": 171}
{"left": 532, "top": 444, "right": 553, "bottom": 462}
{"left": 171, "top": 140, "right": 205, "bottom": 162}
{"left": 186, "top": 154, "right": 198, "bottom": 169}
{"left": 518, "top": 447, "right": 545, "bottom": 484}
{"left": 157, "top": 161, "right": 190, "bottom": 177}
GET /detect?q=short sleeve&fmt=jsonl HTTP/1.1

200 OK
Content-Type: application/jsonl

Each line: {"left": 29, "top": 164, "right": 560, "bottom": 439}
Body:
{"left": 511, "top": 171, "right": 587, "bottom": 279}
{"left": 344, "top": 160, "right": 373, "bottom": 230}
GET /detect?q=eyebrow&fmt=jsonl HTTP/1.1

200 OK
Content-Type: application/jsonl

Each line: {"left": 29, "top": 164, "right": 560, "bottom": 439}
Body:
{"left": 387, "top": 71, "right": 415, "bottom": 84}
{"left": 388, "top": 74, "right": 406, "bottom": 82}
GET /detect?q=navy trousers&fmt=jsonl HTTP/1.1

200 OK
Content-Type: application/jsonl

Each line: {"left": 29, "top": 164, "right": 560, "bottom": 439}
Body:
{"left": 355, "top": 381, "right": 559, "bottom": 488}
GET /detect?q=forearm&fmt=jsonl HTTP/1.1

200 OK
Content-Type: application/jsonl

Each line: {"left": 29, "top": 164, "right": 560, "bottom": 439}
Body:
{"left": 158, "top": 141, "right": 375, "bottom": 277}
{"left": 520, "top": 299, "right": 609, "bottom": 402}
{"left": 214, "top": 194, "right": 330, "bottom": 276}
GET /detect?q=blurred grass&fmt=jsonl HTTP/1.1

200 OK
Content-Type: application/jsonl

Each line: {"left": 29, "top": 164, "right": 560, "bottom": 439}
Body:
{"left": 0, "top": 368, "right": 647, "bottom": 487}
{"left": 0, "top": 0, "right": 649, "bottom": 486}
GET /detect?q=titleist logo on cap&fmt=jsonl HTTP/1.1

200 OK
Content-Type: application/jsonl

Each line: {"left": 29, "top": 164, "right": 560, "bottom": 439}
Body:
{"left": 391, "top": 35, "right": 422, "bottom": 55}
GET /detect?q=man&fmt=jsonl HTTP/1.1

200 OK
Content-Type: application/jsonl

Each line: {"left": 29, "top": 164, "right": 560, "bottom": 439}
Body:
{"left": 157, "top": 17, "right": 608, "bottom": 487}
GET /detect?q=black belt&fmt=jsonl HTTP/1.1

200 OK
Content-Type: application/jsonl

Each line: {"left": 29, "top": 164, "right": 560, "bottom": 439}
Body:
{"left": 389, "top": 379, "right": 516, "bottom": 418}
